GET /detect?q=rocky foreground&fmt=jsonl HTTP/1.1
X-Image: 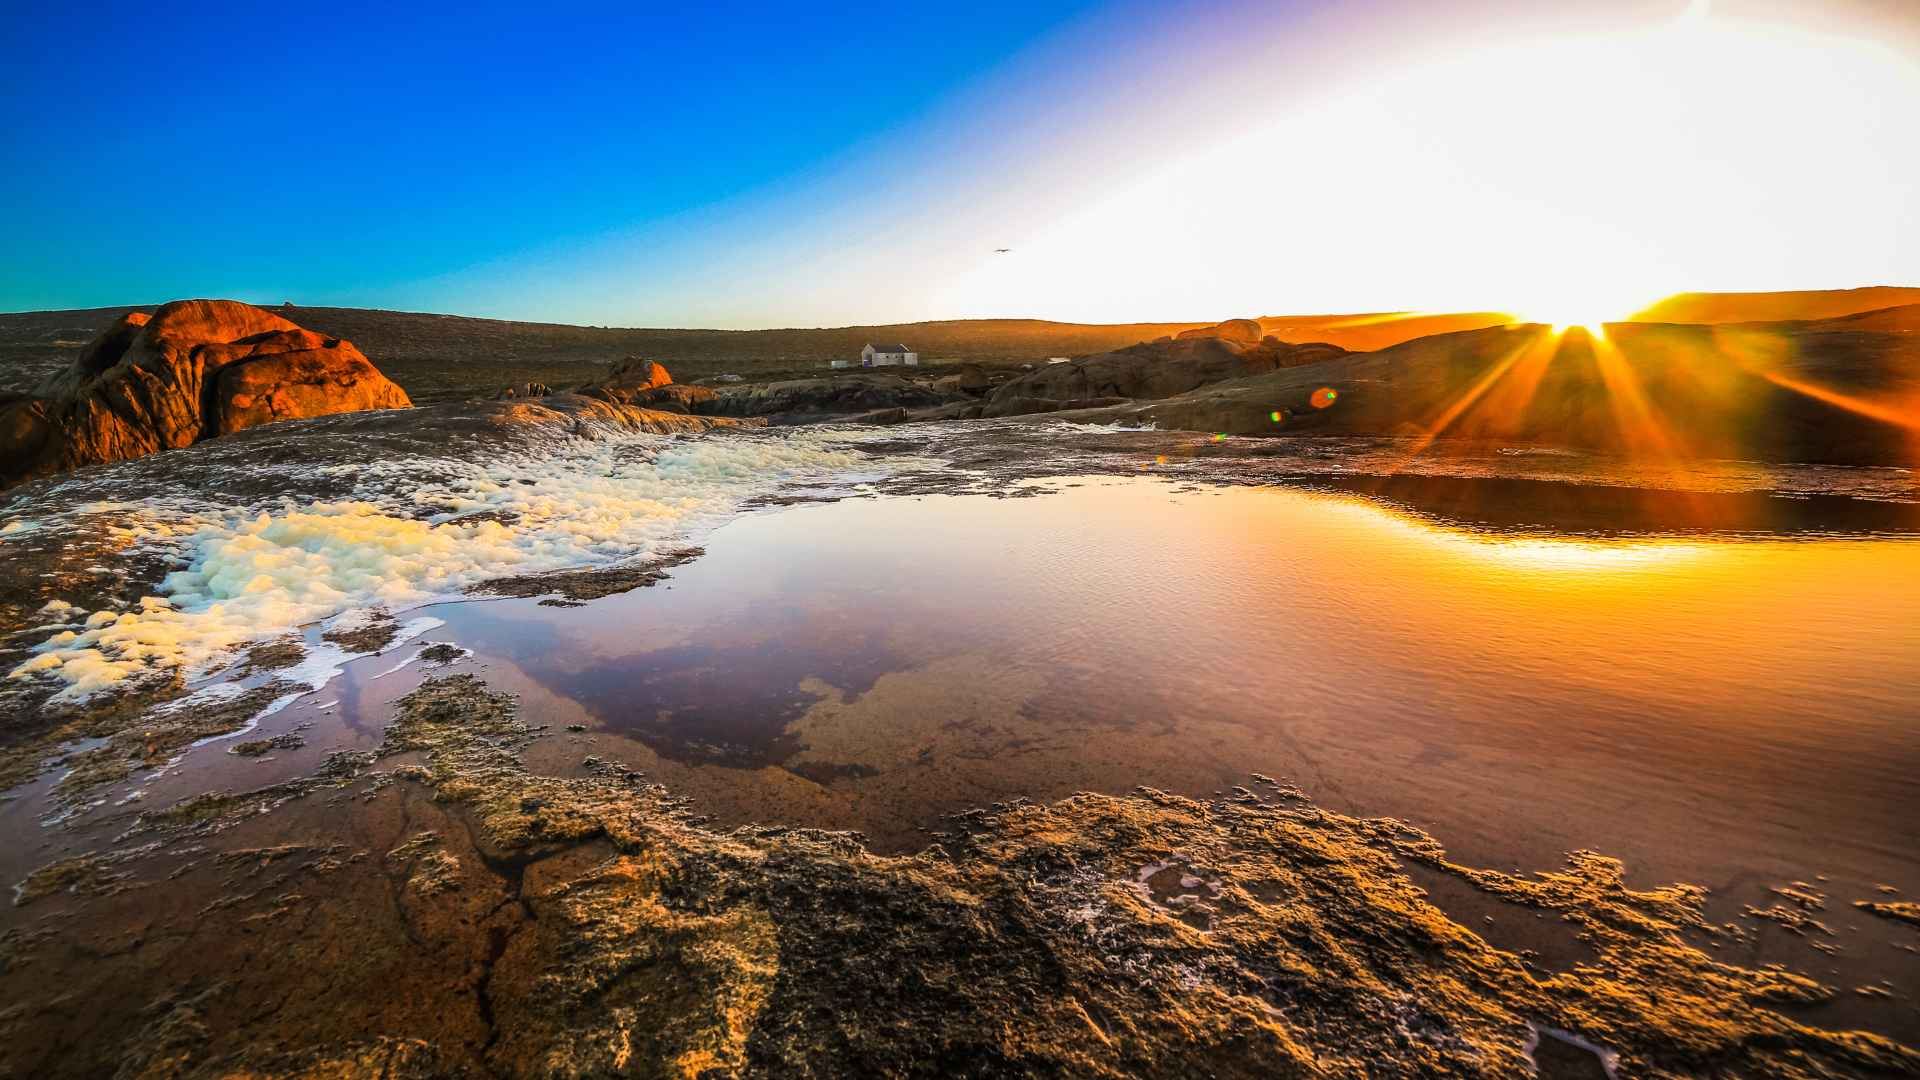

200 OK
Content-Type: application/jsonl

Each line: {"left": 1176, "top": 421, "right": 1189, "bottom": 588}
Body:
{"left": 4, "top": 667, "right": 1917, "bottom": 1078}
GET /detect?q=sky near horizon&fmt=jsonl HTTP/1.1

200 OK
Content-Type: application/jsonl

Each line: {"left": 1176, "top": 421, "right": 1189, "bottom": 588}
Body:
{"left": 3, "top": 0, "right": 1917, "bottom": 328}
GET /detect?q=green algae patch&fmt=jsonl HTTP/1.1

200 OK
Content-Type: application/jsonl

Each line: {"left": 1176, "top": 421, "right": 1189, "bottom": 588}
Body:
{"left": 467, "top": 546, "right": 704, "bottom": 604}
{"left": 319, "top": 609, "right": 401, "bottom": 654}
{"left": 355, "top": 675, "right": 1920, "bottom": 1078}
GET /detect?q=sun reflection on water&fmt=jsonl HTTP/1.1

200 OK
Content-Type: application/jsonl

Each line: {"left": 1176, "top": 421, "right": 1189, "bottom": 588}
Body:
{"left": 1310, "top": 493, "right": 1709, "bottom": 574}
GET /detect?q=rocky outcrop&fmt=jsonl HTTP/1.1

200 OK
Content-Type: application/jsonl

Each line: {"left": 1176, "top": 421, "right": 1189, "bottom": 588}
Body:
{"left": 1174, "top": 317, "right": 1264, "bottom": 345}
{"left": 1, "top": 300, "right": 411, "bottom": 489}
{"left": 986, "top": 335, "right": 1346, "bottom": 412}
{"left": 930, "top": 366, "right": 994, "bottom": 395}
{"left": 566, "top": 356, "right": 717, "bottom": 414}
{"left": 603, "top": 356, "right": 672, "bottom": 391}
{"left": 620, "top": 384, "right": 718, "bottom": 414}
{"left": 1045, "top": 319, "right": 1920, "bottom": 465}
{"left": 694, "top": 372, "right": 961, "bottom": 422}
{"left": 980, "top": 395, "right": 1131, "bottom": 420}
{"left": 485, "top": 393, "right": 763, "bottom": 437}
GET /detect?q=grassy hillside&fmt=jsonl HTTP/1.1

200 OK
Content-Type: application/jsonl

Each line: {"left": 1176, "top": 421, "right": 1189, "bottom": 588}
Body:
{"left": 0, "top": 305, "right": 1218, "bottom": 402}
{"left": 1632, "top": 287, "right": 1920, "bottom": 325}
{"left": 1254, "top": 312, "right": 1515, "bottom": 351}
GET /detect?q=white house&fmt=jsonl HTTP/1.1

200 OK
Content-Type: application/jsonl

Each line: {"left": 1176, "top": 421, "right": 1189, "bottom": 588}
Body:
{"left": 861, "top": 342, "right": 919, "bottom": 367}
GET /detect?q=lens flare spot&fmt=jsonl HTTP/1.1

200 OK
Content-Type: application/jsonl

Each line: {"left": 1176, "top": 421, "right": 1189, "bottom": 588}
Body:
{"left": 1211, "top": 433, "right": 1226, "bottom": 442}
{"left": 1269, "top": 410, "right": 1285, "bottom": 424}
{"left": 1311, "top": 387, "right": 1339, "bottom": 409}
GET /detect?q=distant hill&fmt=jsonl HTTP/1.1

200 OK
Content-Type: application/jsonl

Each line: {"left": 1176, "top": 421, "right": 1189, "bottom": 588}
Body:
{"left": 1255, "top": 312, "right": 1515, "bottom": 351}
{"left": 0, "top": 303, "right": 1525, "bottom": 403}
{"left": 1632, "top": 287, "right": 1920, "bottom": 325}
{"left": 0, "top": 305, "right": 1219, "bottom": 402}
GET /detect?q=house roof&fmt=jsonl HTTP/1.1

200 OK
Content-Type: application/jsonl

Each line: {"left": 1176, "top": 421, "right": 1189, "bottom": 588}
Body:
{"left": 864, "top": 343, "right": 912, "bottom": 353}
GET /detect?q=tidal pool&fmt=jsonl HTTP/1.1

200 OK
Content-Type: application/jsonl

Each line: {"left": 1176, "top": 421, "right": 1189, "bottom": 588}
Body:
{"left": 5, "top": 425, "right": 1920, "bottom": 1062}
{"left": 406, "top": 467, "right": 1920, "bottom": 1038}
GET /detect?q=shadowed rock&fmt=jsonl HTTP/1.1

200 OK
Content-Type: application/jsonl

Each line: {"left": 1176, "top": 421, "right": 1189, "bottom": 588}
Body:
{"left": 1046, "top": 316, "right": 1920, "bottom": 465}
{"left": 1, "top": 300, "right": 411, "bottom": 489}
{"left": 694, "top": 372, "right": 961, "bottom": 421}
{"left": 985, "top": 335, "right": 1347, "bottom": 414}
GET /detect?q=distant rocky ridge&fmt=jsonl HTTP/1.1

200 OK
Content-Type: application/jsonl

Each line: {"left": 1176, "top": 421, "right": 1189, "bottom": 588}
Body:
{"left": 1633, "top": 286, "right": 1920, "bottom": 326}
{"left": 1042, "top": 315, "right": 1920, "bottom": 466}
{"left": 1, "top": 300, "right": 412, "bottom": 490}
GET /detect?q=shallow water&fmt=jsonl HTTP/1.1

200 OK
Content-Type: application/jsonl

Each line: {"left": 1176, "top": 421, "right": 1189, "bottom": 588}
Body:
{"left": 6, "top": 425, "right": 1920, "bottom": 1047}
{"left": 413, "top": 465, "right": 1920, "bottom": 1037}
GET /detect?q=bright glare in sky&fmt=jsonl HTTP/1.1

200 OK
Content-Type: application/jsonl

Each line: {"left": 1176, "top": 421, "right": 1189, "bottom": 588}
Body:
{"left": 931, "top": 3, "right": 1918, "bottom": 325}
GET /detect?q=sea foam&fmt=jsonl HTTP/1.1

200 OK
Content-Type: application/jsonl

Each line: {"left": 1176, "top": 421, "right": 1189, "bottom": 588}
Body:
{"left": 8, "top": 426, "right": 875, "bottom": 698}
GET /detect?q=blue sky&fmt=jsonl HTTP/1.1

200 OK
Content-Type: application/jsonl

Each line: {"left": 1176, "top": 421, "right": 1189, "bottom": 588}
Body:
{"left": 4, "top": 1, "right": 1916, "bottom": 325}
{"left": 1, "top": 1, "right": 1105, "bottom": 313}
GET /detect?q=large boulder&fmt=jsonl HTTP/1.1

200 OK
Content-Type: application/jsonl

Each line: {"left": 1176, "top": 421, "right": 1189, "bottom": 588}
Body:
{"left": 1, "top": 300, "right": 411, "bottom": 489}
{"left": 604, "top": 356, "right": 672, "bottom": 391}
{"left": 1175, "top": 318, "right": 1264, "bottom": 345}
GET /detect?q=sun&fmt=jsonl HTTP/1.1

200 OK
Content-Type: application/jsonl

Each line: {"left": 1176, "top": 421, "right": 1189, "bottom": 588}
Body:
{"left": 1507, "top": 279, "right": 1656, "bottom": 336}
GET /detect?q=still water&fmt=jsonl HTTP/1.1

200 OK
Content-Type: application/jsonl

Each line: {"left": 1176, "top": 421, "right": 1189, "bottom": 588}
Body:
{"left": 424, "top": 465, "right": 1920, "bottom": 1034}
{"left": 433, "top": 475, "right": 1920, "bottom": 893}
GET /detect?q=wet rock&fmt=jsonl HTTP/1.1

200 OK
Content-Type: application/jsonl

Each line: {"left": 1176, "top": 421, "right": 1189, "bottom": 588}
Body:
{"left": 237, "top": 636, "right": 306, "bottom": 675}
{"left": 1, "top": 300, "right": 411, "bottom": 489}
{"left": 387, "top": 832, "right": 463, "bottom": 896}
{"left": 469, "top": 547, "right": 703, "bottom": 603}
{"left": 417, "top": 643, "right": 467, "bottom": 665}
{"left": 52, "top": 680, "right": 302, "bottom": 799}
{"left": 320, "top": 611, "right": 400, "bottom": 654}
{"left": 365, "top": 675, "right": 1917, "bottom": 1078}
{"left": 230, "top": 731, "right": 305, "bottom": 757}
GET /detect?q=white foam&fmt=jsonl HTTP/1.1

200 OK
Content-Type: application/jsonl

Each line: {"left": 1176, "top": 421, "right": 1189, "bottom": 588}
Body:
{"left": 10, "top": 428, "right": 875, "bottom": 698}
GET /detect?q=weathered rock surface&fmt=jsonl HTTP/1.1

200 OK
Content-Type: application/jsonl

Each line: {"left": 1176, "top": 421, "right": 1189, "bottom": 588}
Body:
{"left": 0, "top": 300, "right": 411, "bottom": 489}
{"left": 605, "top": 383, "right": 718, "bottom": 414}
{"left": 603, "top": 355, "right": 672, "bottom": 391}
{"left": 1175, "top": 317, "right": 1265, "bottom": 345}
{"left": 8, "top": 672, "right": 1911, "bottom": 1077}
{"left": 987, "top": 335, "right": 1347, "bottom": 412}
{"left": 980, "top": 394, "right": 1132, "bottom": 419}
{"left": 695, "top": 372, "right": 961, "bottom": 421}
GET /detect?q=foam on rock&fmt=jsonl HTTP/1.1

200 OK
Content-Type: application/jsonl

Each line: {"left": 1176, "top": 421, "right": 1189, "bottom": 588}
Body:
{"left": 7, "top": 425, "right": 872, "bottom": 698}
